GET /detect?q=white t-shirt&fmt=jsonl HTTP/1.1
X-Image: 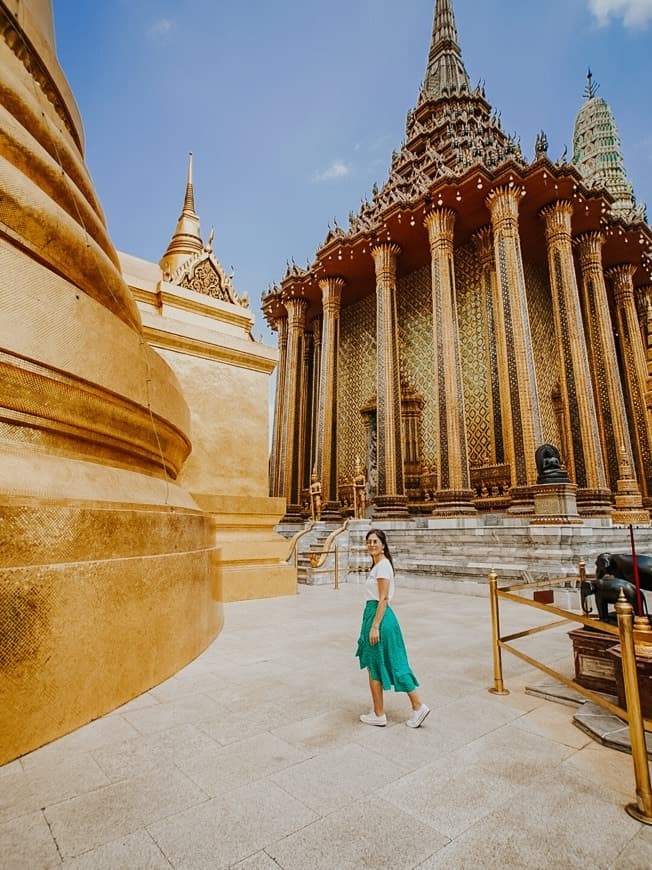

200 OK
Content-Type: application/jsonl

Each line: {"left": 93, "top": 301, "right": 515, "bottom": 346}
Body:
{"left": 365, "top": 557, "right": 395, "bottom": 602}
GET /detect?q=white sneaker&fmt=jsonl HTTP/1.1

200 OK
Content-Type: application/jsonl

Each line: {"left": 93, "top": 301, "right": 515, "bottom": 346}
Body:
{"left": 360, "top": 711, "right": 387, "bottom": 726}
{"left": 406, "top": 704, "right": 430, "bottom": 728}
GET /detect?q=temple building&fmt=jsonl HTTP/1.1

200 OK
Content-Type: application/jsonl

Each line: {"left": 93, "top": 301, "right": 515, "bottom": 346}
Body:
{"left": 263, "top": 0, "right": 652, "bottom": 527}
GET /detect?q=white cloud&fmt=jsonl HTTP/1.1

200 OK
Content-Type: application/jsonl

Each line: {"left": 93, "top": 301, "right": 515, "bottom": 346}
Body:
{"left": 147, "top": 18, "right": 175, "bottom": 42}
{"left": 313, "top": 161, "right": 352, "bottom": 182}
{"left": 588, "top": 0, "right": 652, "bottom": 27}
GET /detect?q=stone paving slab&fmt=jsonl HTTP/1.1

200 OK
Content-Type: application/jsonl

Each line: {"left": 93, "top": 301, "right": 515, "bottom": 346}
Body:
{"left": 1, "top": 583, "right": 651, "bottom": 868}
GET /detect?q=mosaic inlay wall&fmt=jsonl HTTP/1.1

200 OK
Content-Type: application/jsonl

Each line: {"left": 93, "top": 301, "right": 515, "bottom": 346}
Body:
{"left": 396, "top": 265, "right": 436, "bottom": 467}
{"left": 524, "top": 258, "right": 560, "bottom": 446}
{"left": 338, "top": 294, "right": 375, "bottom": 480}
{"left": 456, "top": 243, "right": 490, "bottom": 467}
{"left": 337, "top": 253, "right": 562, "bottom": 487}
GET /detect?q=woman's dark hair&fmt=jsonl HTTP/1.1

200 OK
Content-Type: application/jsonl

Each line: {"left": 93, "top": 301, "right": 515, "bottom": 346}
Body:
{"left": 366, "top": 528, "right": 394, "bottom": 568}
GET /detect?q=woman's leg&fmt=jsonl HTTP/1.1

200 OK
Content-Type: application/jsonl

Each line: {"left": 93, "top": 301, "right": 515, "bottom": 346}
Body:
{"left": 368, "top": 672, "right": 384, "bottom": 715}
{"left": 407, "top": 689, "right": 422, "bottom": 711}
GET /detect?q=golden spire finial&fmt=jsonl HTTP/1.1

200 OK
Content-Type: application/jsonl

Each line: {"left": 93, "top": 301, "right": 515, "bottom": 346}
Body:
{"left": 159, "top": 152, "right": 204, "bottom": 278}
{"left": 183, "top": 152, "right": 195, "bottom": 214}
{"left": 423, "top": 0, "right": 470, "bottom": 100}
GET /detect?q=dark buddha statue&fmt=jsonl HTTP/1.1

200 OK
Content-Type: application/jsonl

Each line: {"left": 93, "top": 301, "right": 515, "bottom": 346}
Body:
{"left": 535, "top": 444, "right": 571, "bottom": 484}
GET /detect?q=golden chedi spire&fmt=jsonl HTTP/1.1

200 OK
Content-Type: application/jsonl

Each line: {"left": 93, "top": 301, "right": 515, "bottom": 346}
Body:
{"left": 160, "top": 152, "right": 204, "bottom": 277}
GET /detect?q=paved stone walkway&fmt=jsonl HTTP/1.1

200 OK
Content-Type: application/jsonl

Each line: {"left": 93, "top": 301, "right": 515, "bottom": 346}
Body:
{"left": 2, "top": 583, "right": 651, "bottom": 868}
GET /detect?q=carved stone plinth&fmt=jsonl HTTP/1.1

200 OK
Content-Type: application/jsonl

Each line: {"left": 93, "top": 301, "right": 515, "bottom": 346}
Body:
{"left": 372, "top": 495, "right": 411, "bottom": 520}
{"left": 576, "top": 488, "right": 614, "bottom": 517}
{"left": 282, "top": 502, "right": 305, "bottom": 524}
{"left": 531, "top": 483, "right": 582, "bottom": 525}
{"left": 506, "top": 486, "right": 534, "bottom": 515}
{"left": 321, "top": 501, "right": 343, "bottom": 522}
{"left": 433, "top": 489, "right": 477, "bottom": 517}
{"left": 609, "top": 644, "right": 652, "bottom": 720}
{"left": 568, "top": 627, "right": 618, "bottom": 694}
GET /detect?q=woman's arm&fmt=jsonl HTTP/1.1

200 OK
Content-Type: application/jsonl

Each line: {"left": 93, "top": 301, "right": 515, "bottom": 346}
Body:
{"left": 369, "top": 577, "right": 390, "bottom": 645}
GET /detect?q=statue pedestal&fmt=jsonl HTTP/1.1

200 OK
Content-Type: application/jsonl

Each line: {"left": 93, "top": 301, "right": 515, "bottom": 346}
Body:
{"left": 531, "top": 483, "right": 582, "bottom": 525}
{"left": 608, "top": 644, "right": 652, "bottom": 721}
{"left": 568, "top": 627, "right": 618, "bottom": 694}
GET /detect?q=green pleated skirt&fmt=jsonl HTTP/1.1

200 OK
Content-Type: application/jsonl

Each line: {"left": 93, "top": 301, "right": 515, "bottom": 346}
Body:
{"left": 356, "top": 600, "right": 419, "bottom": 693}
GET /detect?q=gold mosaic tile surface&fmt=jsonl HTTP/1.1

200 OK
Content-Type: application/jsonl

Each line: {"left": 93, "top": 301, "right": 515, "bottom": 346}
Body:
{"left": 337, "top": 295, "right": 375, "bottom": 479}
{"left": 524, "top": 258, "right": 561, "bottom": 445}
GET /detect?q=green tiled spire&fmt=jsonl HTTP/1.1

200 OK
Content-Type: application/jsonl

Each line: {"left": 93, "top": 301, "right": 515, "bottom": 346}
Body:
{"left": 572, "top": 70, "right": 644, "bottom": 220}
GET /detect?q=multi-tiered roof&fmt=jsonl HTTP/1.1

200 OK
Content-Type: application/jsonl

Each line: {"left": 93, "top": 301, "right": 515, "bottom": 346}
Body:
{"left": 262, "top": 0, "right": 651, "bottom": 326}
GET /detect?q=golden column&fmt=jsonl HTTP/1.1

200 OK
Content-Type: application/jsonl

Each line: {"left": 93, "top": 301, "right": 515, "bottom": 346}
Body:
{"left": 371, "top": 243, "right": 410, "bottom": 518}
{"left": 607, "top": 265, "right": 652, "bottom": 504}
{"left": 540, "top": 202, "right": 610, "bottom": 515}
{"left": 298, "top": 327, "right": 312, "bottom": 508}
{"left": 486, "top": 185, "right": 543, "bottom": 503}
{"left": 576, "top": 233, "right": 648, "bottom": 522}
{"left": 424, "top": 209, "right": 476, "bottom": 514}
{"left": 315, "top": 277, "right": 345, "bottom": 520}
{"left": 474, "top": 226, "right": 504, "bottom": 465}
{"left": 309, "top": 315, "right": 322, "bottom": 479}
{"left": 641, "top": 285, "right": 652, "bottom": 416}
{"left": 279, "top": 294, "right": 308, "bottom": 520}
{"left": 269, "top": 313, "right": 288, "bottom": 497}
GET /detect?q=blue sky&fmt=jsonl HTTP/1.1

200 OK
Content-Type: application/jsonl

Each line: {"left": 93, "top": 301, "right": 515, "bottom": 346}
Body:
{"left": 52, "top": 0, "right": 652, "bottom": 341}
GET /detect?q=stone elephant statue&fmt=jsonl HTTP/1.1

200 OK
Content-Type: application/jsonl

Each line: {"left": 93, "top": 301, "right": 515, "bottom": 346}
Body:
{"left": 595, "top": 553, "right": 652, "bottom": 589}
{"left": 581, "top": 576, "right": 645, "bottom": 622}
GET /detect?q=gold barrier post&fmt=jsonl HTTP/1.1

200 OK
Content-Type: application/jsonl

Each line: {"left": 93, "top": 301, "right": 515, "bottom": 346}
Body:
{"left": 578, "top": 560, "right": 585, "bottom": 584}
{"left": 488, "top": 570, "right": 509, "bottom": 695}
{"left": 334, "top": 545, "right": 339, "bottom": 590}
{"left": 616, "top": 592, "right": 652, "bottom": 824}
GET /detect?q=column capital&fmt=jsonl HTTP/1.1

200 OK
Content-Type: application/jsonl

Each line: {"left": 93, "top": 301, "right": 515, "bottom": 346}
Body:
{"left": 540, "top": 199, "right": 573, "bottom": 241}
{"left": 485, "top": 184, "right": 525, "bottom": 225}
{"left": 606, "top": 263, "right": 637, "bottom": 305}
{"left": 639, "top": 284, "right": 652, "bottom": 307}
{"left": 371, "top": 243, "right": 401, "bottom": 286}
{"left": 370, "top": 241, "right": 401, "bottom": 261}
{"left": 318, "top": 275, "right": 345, "bottom": 313}
{"left": 575, "top": 231, "right": 605, "bottom": 265}
{"left": 424, "top": 207, "right": 456, "bottom": 246}
{"left": 267, "top": 309, "right": 288, "bottom": 331}
{"left": 472, "top": 225, "right": 493, "bottom": 266}
{"left": 283, "top": 294, "right": 309, "bottom": 328}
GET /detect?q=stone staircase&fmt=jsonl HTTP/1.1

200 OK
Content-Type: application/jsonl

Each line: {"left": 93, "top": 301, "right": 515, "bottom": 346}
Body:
{"left": 297, "top": 528, "right": 332, "bottom": 584}
{"left": 288, "top": 519, "right": 372, "bottom": 586}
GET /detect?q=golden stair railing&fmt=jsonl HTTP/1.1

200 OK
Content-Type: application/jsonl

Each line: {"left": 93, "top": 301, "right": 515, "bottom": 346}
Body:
{"left": 284, "top": 521, "right": 315, "bottom": 568}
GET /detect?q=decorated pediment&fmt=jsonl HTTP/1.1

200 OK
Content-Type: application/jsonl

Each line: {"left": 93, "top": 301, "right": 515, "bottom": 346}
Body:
{"left": 172, "top": 250, "right": 249, "bottom": 309}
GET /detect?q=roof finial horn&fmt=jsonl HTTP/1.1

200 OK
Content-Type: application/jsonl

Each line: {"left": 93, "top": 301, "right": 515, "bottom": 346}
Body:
{"left": 584, "top": 68, "right": 599, "bottom": 100}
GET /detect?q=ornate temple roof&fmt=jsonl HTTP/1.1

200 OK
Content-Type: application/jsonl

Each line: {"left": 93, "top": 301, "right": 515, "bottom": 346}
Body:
{"left": 261, "top": 0, "right": 652, "bottom": 326}
{"left": 572, "top": 71, "right": 645, "bottom": 222}
{"left": 343, "top": 0, "right": 522, "bottom": 238}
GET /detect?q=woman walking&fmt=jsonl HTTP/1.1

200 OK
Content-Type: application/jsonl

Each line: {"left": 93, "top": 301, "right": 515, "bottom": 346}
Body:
{"left": 356, "top": 528, "right": 429, "bottom": 727}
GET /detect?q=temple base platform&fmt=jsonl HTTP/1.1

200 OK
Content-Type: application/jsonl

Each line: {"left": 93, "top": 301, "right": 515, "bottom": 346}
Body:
{"left": 281, "top": 513, "right": 652, "bottom": 590}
